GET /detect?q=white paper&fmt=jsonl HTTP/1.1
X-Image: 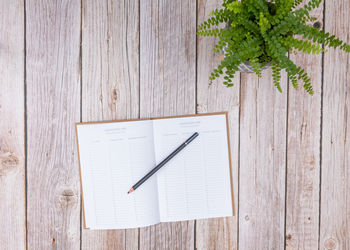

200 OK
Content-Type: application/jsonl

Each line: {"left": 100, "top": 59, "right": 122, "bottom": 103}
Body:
{"left": 77, "top": 114, "right": 233, "bottom": 229}
{"left": 152, "top": 114, "right": 233, "bottom": 222}
{"left": 77, "top": 120, "right": 160, "bottom": 229}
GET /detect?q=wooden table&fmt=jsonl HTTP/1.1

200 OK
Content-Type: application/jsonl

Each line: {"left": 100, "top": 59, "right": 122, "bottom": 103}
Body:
{"left": 1, "top": 0, "right": 349, "bottom": 249}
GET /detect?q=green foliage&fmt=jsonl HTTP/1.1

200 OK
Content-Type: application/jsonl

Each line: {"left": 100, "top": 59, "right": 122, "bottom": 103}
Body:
{"left": 197, "top": 0, "right": 350, "bottom": 95}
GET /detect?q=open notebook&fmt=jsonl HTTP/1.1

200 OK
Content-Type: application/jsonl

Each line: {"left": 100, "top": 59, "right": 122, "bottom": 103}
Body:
{"left": 76, "top": 112, "right": 234, "bottom": 229}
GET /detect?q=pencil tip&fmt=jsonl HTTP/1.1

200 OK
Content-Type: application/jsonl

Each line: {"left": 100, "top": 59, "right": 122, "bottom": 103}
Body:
{"left": 127, "top": 188, "right": 134, "bottom": 194}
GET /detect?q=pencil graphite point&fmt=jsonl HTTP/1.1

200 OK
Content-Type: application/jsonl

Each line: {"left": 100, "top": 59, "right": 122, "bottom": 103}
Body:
{"left": 127, "top": 188, "right": 134, "bottom": 194}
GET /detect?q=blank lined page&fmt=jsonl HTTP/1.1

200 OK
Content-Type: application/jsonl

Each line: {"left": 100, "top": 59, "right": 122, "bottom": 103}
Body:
{"left": 152, "top": 114, "right": 233, "bottom": 222}
{"left": 77, "top": 120, "right": 160, "bottom": 229}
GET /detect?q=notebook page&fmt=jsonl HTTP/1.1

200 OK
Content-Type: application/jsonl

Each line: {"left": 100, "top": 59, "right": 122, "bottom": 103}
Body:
{"left": 77, "top": 120, "right": 160, "bottom": 229}
{"left": 152, "top": 114, "right": 233, "bottom": 222}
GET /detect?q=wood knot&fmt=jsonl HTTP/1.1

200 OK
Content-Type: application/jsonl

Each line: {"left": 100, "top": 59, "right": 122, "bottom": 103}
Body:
{"left": 112, "top": 88, "right": 118, "bottom": 101}
{"left": 285, "top": 233, "right": 296, "bottom": 249}
{"left": 0, "top": 151, "right": 20, "bottom": 176}
{"left": 196, "top": 104, "right": 203, "bottom": 113}
{"left": 245, "top": 215, "right": 249, "bottom": 221}
{"left": 58, "top": 189, "right": 78, "bottom": 208}
{"left": 324, "top": 238, "right": 336, "bottom": 249}
{"left": 313, "top": 21, "right": 322, "bottom": 29}
{"left": 52, "top": 237, "right": 56, "bottom": 244}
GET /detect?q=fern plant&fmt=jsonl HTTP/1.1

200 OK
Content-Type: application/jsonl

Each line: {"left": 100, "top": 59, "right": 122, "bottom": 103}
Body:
{"left": 198, "top": 0, "right": 350, "bottom": 95}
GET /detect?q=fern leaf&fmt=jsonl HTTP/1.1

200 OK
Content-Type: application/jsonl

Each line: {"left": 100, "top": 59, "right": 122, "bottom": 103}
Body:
{"left": 272, "top": 62, "right": 282, "bottom": 92}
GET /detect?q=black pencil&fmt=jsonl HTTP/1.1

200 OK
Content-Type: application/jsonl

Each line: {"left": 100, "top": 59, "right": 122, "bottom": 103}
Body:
{"left": 127, "top": 132, "right": 199, "bottom": 194}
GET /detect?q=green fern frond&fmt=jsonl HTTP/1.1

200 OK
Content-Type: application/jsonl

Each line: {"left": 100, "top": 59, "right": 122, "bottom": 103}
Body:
{"left": 258, "top": 12, "right": 271, "bottom": 34}
{"left": 272, "top": 62, "right": 282, "bottom": 92}
{"left": 198, "top": 0, "right": 349, "bottom": 95}
{"left": 250, "top": 58, "right": 262, "bottom": 77}
{"left": 281, "top": 37, "right": 325, "bottom": 54}
{"left": 293, "top": 0, "right": 304, "bottom": 8}
{"left": 296, "top": 24, "right": 350, "bottom": 52}
{"left": 197, "top": 28, "right": 221, "bottom": 37}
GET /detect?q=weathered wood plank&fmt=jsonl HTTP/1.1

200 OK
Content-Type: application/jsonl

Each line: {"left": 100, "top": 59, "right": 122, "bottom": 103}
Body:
{"left": 196, "top": 0, "right": 239, "bottom": 249}
{"left": 81, "top": 0, "right": 139, "bottom": 249}
{"left": 320, "top": 0, "right": 350, "bottom": 249}
{"left": 26, "top": 0, "right": 81, "bottom": 249}
{"left": 139, "top": 0, "right": 196, "bottom": 249}
{"left": 285, "top": 3, "right": 323, "bottom": 250}
{"left": 0, "top": 0, "right": 25, "bottom": 249}
{"left": 238, "top": 71, "right": 287, "bottom": 249}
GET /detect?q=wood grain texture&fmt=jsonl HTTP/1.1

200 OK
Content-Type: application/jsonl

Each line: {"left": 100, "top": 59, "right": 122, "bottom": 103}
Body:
{"left": 0, "top": 0, "right": 25, "bottom": 249}
{"left": 139, "top": 0, "right": 196, "bottom": 249}
{"left": 3, "top": 0, "right": 350, "bottom": 249}
{"left": 239, "top": 71, "right": 287, "bottom": 249}
{"left": 285, "top": 3, "right": 323, "bottom": 250}
{"left": 26, "top": 0, "right": 81, "bottom": 249}
{"left": 320, "top": 0, "right": 350, "bottom": 249}
{"left": 196, "top": 0, "right": 239, "bottom": 249}
{"left": 81, "top": 0, "right": 139, "bottom": 249}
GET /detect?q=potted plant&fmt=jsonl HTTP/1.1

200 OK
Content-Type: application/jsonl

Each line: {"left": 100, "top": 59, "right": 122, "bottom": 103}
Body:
{"left": 198, "top": 0, "right": 350, "bottom": 95}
